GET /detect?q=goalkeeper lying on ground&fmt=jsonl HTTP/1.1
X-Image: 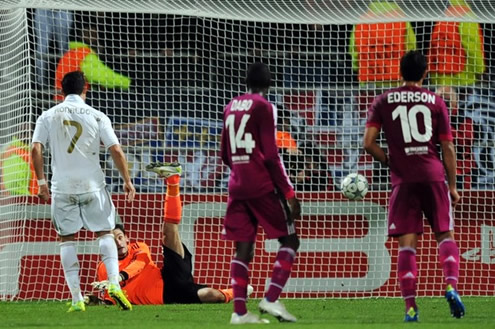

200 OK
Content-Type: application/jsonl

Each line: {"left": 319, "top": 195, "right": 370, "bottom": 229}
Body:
{"left": 91, "top": 162, "right": 251, "bottom": 305}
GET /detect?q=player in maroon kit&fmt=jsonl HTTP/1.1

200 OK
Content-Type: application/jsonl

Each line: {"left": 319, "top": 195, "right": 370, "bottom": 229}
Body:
{"left": 221, "top": 63, "right": 301, "bottom": 324}
{"left": 363, "top": 50, "right": 465, "bottom": 322}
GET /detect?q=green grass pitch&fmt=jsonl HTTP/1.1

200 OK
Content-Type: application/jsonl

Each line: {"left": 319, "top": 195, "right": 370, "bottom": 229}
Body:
{"left": 2, "top": 298, "right": 494, "bottom": 329}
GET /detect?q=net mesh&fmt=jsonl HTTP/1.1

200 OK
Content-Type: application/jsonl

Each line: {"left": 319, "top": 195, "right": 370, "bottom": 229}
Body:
{"left": 0, "top": 0, "right": 494, "bottom": 301}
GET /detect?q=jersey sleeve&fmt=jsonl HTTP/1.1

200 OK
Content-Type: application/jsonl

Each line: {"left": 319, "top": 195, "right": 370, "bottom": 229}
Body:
{"left": 99, "top": 114, "right": 120, "bottom": 149}
{"left": 366, "top": 96, "right": 383, "bottom": 129}
{"left": 120, "top": 242, "right": 153, "bottom": 280}
{"left": 32, "top": 114, "right": 49, "bottom": 146}
{"left": 258, "top": 103, "right": 295, "bottom": 199}
{"left": 437, "top": 98, "right": 453, "bottom": 142}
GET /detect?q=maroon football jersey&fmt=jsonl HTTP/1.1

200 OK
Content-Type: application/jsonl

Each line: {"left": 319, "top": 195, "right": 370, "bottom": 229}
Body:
{"left": 221, "top": 93, "right": 294, "bottom": 200}
{"left": 366, "top": 85, "right": 453, "bottom": 186}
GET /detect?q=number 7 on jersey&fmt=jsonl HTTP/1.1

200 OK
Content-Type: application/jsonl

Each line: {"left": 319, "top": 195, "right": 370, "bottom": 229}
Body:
{"left": 63, "top": 120, "right": 83, "bottom": 153}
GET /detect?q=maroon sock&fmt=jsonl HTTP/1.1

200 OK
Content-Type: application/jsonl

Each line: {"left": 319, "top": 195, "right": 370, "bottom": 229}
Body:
{"left": 265, "top": 247, "right": 296, "bottom": 302}
{"left": 398, "top": 247, "right": 417, "bottom": 311}
{"left": 439, "top": 239, "right": 460, "bottom": 289}
{"left": 230, "top": 258, "right": 249, "bottom": 315}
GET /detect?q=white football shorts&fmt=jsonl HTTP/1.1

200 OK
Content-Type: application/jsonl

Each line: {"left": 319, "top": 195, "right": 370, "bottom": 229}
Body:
{"left": 51, "top": 188, "right": 116, "bottom": 236}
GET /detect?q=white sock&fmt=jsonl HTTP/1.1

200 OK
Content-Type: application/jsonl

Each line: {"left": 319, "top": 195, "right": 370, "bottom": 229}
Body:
{"left": 98, "top": 234, "right": 120, "bottom": 286}
{"left": 60, "top": 241, "right": 83, "bottom": 303}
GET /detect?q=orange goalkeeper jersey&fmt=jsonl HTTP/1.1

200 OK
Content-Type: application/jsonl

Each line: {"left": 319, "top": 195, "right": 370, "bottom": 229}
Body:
{"left": 97, "top": 242, "right": 164, "bottom": 305}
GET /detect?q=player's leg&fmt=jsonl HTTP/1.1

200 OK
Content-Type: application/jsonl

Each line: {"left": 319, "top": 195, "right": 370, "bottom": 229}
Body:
{"left": 82, "top": 189, "right": 131, "bottom": 310}
{"left": 230, "top": 241, "right": 255, "bottom": 311}
{"left": 223, "top": 198, "right": 268, "bottom": 324}
{"left": 250, "top": 192, "right": 298, "bottom": 322}
{"left": 436, "top": 231, "right": 460, "bottom": 289}
{"left": 424, "top": 182, "right": 464, "bottom": 319}
{"left": 95, "top": 230, "right": 120, "bottom": 285}
{"left": 265, "top": 234, "right": 299, "bottom": 302}
{"left": 60, "top": 234, "right": 86, "bottom": 312}
{"left": 398, "top": 233, "right": 419, "bottom": 322}
{"left": 161, "top": 172, "right": 184, "bottom": 257}
{"left": 436, "top": 231, "right": 464, "bottom": 318}
{"left": 258, "top": 233, "right": 299, "bottom": 322}
{"left": 230, "top": 241, "right": 269, "bottom": 324}
{"left": 197, "top": 284, "right": 254, "bottom": 303}
{"left": 52, "top": 193, "right": 85, "bottom": 312}
{"left": 197, "top": 285, "right": 253, "bottom": 303}
{"left": 146, "top": 161, "right": 184, "bottom": 256}
{"left": 389, "top": 184, "right": 423, "bottom": 322}
{"left": 94, "top": 230, "right": 131, "bottom": 311}
{"left": 148, "top": 163, "right": 243, "bottom": 307}
{"left": 196, "top": 287, "right": 226, "bottom": 303}
{"left": 159, "top": 239, "right": 250, "bottom": 305}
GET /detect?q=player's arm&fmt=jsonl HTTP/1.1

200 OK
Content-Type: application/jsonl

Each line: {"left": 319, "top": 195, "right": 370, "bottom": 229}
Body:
{"left": 441, "top": 141, "right": 457, "bottom": 188}
{"left": 31, "top": 116, "right": 50, "bottom": 201}
{"left": 31, "top": 142, "right": 49, "bottom": 198}
{"left": 100, "top": 115, "right": 136, "bottom": 202}
{"left": 119, "top": 242, "right": 153, "bottom": 281}
{"left": 363, "top": 126, "right": 388, "bottom": 167}
{"left": 108, "top": 144, "right": 135, "bottom": 202}
{"left": 220, "top": 118, "right": 231, "bottom": 168}
{"left": 363, "top": 97, "right": 388, "bottom": 166}
{"left": 258, "top": 104, "right": 300, "bottom": 220}
{"left": 441, "top": 139, "right": 460, "bottom": 206}
{"left": 438, "top": 100, "right": 460, "bottom": 205}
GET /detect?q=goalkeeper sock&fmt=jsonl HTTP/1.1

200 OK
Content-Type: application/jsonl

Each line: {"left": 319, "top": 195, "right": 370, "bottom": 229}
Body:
{"left": 219, "top": 288, "right": 234, "bottom": 303}
{"left": 98, "top": 234, "right": 120, "bottom": 286}
{"left": 398, "top": 247, "right": 417, "bottom": 311}
{"left": 60, "top": 241, "right": 84, "bottom": 303}
{"left": 230, "top": 258, "right": 249, "bottom": 315}
{"left": 265, "top": 247, "right": 296, "bottom": 302}
{"left": 164, "top": 175, "right": 182, "bottom": 224}
{"left": 439, "top": 238, "right": 460, "bottom": 289}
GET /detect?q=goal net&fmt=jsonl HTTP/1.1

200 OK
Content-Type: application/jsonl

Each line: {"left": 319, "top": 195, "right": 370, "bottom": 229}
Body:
{"left": 0, "top": 0, "right": 494, "bottom": 301}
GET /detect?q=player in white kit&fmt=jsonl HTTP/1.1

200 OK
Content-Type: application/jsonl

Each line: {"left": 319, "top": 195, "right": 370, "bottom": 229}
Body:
{"left": 31, "top": 71, "right": 135, "bottom": 312}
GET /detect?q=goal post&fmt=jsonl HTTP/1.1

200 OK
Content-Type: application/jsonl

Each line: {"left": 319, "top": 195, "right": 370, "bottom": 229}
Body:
{"left": 0, "top": 0, "right": 494, "bottom": 301}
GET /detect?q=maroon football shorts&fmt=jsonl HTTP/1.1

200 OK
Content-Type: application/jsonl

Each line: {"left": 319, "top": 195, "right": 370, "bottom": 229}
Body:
{"left": 387, "top": 181, "right": 454, "bottom": 236}
{"left": 222, "top": 191, "right": 295, "bottom": 242}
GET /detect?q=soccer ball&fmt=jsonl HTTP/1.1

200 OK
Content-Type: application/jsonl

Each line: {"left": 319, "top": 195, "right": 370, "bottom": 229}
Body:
{"left": 340, "top": 173, "right": 368, "bottom": 201}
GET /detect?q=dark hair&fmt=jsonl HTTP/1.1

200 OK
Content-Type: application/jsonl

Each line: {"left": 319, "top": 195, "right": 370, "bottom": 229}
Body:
{"left": 400, "top": 50, "right": 427, "bottom": 82}
{"left": 245, "top": 62, "right": 271, "bottom": 90}
{"left": 114, "top": 223, "right": 126, "bottom": 235}
{"left": 61, "top": 71, "right": 86, "bottom": 95}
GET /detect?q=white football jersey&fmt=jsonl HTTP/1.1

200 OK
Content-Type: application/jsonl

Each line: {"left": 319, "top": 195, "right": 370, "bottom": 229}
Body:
{"left": 32, "top": 94, "right": 119, "bottom": 194}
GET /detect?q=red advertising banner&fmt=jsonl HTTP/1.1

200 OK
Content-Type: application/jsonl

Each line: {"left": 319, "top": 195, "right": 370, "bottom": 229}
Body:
{"left": 1, "top": 192, "right": 494, "bottom": 300}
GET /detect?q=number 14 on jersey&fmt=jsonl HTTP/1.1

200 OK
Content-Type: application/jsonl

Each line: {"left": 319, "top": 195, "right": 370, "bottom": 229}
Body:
{"left": 225, "top": 114, "right": 255, "bottom": 154}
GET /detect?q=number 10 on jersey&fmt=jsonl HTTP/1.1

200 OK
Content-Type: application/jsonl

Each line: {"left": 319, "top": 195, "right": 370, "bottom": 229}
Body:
{"left": 225, "top": 114, "right": 255, "bottom": 154}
